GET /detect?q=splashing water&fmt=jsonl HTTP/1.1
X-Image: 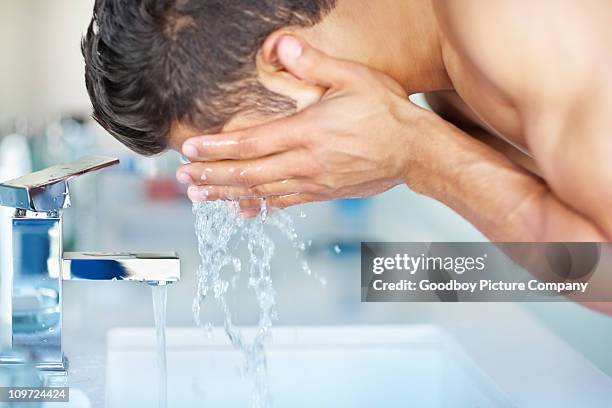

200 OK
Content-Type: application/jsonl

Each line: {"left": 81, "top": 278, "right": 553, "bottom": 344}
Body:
{"left": 192, "top": 200, "right": 320, "bottom": 407}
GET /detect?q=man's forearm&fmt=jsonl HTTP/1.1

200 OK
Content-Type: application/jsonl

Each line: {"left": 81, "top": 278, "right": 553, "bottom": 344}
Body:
{"left": 404, "top": 111, "right": 606, "bottom": 241}
{"left": 425, "top": 91, "right": 543, "bottom": 177}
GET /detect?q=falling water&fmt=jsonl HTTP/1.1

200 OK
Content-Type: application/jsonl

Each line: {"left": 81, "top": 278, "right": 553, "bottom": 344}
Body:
{"left": 192, "top": 200, "right": 320, "bottom": 407}
{"left": 152, "top": 285, "right": 168, "bottom": 408}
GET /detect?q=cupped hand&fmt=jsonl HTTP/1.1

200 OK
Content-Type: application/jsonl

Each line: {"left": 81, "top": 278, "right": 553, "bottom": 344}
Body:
{"left": 177, "top": 35, "right": 426, "bottom": 213}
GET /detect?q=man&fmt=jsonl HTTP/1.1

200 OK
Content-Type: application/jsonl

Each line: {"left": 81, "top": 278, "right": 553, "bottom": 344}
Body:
{"left": 83, "top": 0, "right": 612, "bottom": 242}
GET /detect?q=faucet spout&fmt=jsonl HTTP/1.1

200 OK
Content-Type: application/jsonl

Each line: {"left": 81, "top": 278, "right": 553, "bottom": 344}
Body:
{"left": 62, "top": 252, "right": 180, "bottom": 286}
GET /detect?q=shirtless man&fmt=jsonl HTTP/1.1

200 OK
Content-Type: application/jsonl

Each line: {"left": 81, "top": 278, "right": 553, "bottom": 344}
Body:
{"left": 83, "top": 0, "right": 612, "bottom": 242}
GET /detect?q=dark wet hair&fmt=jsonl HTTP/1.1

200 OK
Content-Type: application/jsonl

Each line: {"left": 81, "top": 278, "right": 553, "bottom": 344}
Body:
{"left": 82, "top": 0, "right": 336, "bottom": 155}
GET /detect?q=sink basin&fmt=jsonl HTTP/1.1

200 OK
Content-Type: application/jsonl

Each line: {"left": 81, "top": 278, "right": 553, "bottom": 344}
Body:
{"left": 106, "top": 325, "right": 512, "bottom": 407}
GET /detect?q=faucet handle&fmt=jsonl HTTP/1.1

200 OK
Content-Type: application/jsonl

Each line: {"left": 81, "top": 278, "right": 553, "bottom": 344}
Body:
{"left": 0, "top": 155, "right": 119, "bottom": 213}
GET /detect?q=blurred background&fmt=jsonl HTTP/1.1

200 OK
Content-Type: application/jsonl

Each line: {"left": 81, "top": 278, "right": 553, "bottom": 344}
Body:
{"left": 1, "top": 0, "right": 611, "bottom": 389}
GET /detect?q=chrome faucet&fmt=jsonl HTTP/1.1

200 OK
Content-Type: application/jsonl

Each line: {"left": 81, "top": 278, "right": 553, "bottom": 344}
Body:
{"left": 0, "top": 156, "right": 180, "bottom": 371}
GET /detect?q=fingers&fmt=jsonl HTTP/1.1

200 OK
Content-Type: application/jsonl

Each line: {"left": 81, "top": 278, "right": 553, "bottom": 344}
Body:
{"left": 188, "top": 188, "right": 319, "bottom": 212}
{"left": 177, "top": 154, "right": 295, "bottom": 187}
{"left": 182, "top": 118, "right": 305, "bottom": 161}
{"left": 187, "top": 185, "right": 251, "bottom": 202}
{"left": 189, "top": 189, "right": 317, "bottom": 216}
{"left": 187, "top": 179, "right": 309, "bottom": 202}
{"left": 266, "top": 193, "right": 320, "bottom": 209}
{"left": 275, "top": 35, "right": 358, "bottom": 89}
{"left": 238, "top": 198, "right": 264, "bottom": 217}
{"left": 237, "top": 193, "right": 319, "bottom": 214}
{"left": 239, "top": 207, "right": 261, "bottom": 218}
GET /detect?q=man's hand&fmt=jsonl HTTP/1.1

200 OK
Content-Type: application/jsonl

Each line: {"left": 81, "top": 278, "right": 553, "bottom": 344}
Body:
{"left": 176, "top": 36, "right": 423, "bottom": 214}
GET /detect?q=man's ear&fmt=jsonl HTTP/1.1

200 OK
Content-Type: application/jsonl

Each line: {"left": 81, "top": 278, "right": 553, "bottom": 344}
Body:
{"left": 256, "top": 30, "right": 327, "bottom": 111}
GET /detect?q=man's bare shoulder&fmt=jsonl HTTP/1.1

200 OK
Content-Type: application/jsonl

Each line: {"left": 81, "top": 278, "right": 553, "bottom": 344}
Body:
{"left": 433, "top": 0, "right": 612, "bottom": 107}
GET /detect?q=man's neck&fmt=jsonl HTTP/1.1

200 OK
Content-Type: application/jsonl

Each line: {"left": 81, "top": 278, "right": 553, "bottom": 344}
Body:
{"left": 303, "top": 0, "right": 452, "bottom": 94}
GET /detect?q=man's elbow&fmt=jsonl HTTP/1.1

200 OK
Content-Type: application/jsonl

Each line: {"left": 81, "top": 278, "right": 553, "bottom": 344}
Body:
{"left": 526, "top": 94, "right": 612, "bottom": 241}
{"left": 549, "top": 162, "right": 612, "bottom": 241}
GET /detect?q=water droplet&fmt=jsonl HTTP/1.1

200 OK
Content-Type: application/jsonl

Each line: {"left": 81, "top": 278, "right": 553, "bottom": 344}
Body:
{"left": 300, "top": 259, "right": 312, "bottom": 275}
{"left": 334, "top": 244, "right": 342, "bottom": 254}
{"left": 260, "top": 199, "right": 268, "bottom": 223}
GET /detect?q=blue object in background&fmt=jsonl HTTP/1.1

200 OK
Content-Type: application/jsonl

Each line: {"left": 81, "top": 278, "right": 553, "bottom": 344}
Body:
{"left": 327, "top": 198, "right": 373, "bottom": 256}
{"left": 335, "top": 197, "right": 371, "bottom": 216}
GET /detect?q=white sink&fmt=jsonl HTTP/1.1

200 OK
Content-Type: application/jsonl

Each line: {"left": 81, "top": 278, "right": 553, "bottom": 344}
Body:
{"left": 106, "top": 325, "right": 512, "bottom": 407}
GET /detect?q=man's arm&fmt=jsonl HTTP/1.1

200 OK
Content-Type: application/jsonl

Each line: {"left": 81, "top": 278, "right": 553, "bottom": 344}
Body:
{"left": 403, "top": 108, "right": 606, "bottom": 241}
{"left": 425, "top": 91, "right": 543, "bottom": 177}
{"left": 425, "top": 92, "right": 612, "bottom": 313}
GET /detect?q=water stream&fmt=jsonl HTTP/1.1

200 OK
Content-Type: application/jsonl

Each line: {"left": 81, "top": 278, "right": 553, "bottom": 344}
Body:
{"left": 151, "top": 284, "right": 168, "bottom": 408}
{"left": 192, "top": 200, "right": 321, "bottom": 407}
